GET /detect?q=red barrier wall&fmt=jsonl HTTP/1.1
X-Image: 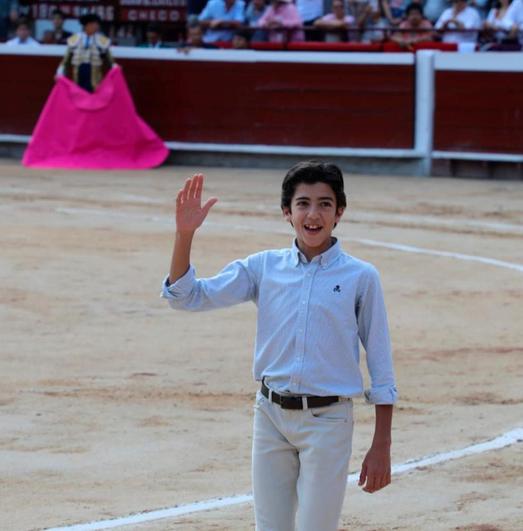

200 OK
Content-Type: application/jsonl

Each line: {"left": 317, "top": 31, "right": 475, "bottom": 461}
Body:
{"left": 434, "top": 70, "right": 523, "bottom": 155}
{"left": 0, "top": 53, "right": 414, "bottom": 149}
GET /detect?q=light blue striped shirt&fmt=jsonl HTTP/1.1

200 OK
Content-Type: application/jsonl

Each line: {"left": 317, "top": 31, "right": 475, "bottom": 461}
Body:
{"left": 161, "top": 238, "right": 398, "bottom": 404}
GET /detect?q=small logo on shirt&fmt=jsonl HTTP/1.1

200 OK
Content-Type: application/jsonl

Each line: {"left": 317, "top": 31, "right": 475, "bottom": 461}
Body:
{"left": 333, "top": 285, "right": 341, "bottom": 293}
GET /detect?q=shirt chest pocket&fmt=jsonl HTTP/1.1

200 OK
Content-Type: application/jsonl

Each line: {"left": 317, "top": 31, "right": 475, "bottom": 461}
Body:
{"left": 308, "top": 286, "right": 359, "bottom": 331}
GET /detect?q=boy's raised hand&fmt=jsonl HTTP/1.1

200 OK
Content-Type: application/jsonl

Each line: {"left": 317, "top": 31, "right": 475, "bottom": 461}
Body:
{"left": 176, "top": 174, "right": 218, "bottom": 233}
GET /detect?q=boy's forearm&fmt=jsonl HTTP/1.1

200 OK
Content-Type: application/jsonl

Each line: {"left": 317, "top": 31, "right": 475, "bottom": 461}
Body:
{"left": 371, "top": 404, "right": 393, "bottom": 448}
{"left": 168, "top": 230, "right": 195, "bottom": 285}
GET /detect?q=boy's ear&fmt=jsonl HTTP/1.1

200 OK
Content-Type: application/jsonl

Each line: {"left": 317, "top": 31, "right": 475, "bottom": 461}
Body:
{"left": 335, "top": 206, "right": 345, "bottom": 224}
{"left": 282, "top": 206, "right": 292, "bottom": 224}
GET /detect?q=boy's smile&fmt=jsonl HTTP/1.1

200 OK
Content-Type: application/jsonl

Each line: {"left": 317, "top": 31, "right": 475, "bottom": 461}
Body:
{"left": 283, "top": 182, "right": 345, "bottom": 261}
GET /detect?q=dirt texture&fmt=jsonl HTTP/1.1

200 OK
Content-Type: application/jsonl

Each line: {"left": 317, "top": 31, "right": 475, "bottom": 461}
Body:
{"left": 0, "top": 161, "right": 522, "bottom": 531}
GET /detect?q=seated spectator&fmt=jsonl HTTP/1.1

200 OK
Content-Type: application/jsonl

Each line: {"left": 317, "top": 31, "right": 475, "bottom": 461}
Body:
{"left": 471, "top": 0, "right": 490, "bottom": 20}
{"left": 232, "top": 28, "right": 251, "bottom": 47}
{"left": 345, "top": 0, "right": 376, "bottom": 40}
{"left": 246, "top": 0, "right": 268, "bottom": 25}
{"left": 41, "top": 30, "right": 55, "bottom": 44}
{"left": 296, "top": 0, "right": 324, "bottom": 26}
{"left": 482, "top": 0, "right": 514, "bottom": 42}
{"left": 358, "top": 0, "right": 391, "bottom": 42}
{"left": 313, "top": 0, "right": 356, "bottom": 42}
{"left": 381, "top": 0, "right": 411, "bottom": 23}
{"left": 391, "top": 2, "right": 433, "bottom": 47}
{"left": 504, "top": 0, "right": 523, "bottom": 43}
{"left": 50, "top": 9, "right": 71, "bottom": 44}
{"left": 6, "top": 18, "right": 40, "bottom": 46}
{"left": 0, "top": 0, "right": 18, "bottom": 42}
{"left": 178, "top": 21, "right": 219, "bottom": 50}
{"left": 198, "top": 0, "right": 245, "bottom": 43}
{"left": 436, "top": 0, "right": 481, "bottom": 43}
{"left": 256, "top": 0, "right": 305, "bottom": 42}
{"left": 139, "top": 24, "right": 169, "bottom": 48}
{"left": 423, "top": 0, "right": 448, "bottom": 23}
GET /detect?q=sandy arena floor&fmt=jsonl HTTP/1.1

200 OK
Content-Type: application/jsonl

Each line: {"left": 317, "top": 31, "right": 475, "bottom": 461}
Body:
{"left": 0, "top": 160, "right": 522, "bottom": 531}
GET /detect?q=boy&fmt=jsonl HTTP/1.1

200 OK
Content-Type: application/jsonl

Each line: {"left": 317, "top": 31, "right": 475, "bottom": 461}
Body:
{"left": 161, "top": 161, "right": 398, "bottom": 531}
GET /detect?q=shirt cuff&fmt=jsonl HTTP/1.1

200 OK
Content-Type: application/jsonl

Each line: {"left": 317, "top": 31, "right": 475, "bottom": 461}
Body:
{"left": 364, "top": 384, "right": 398, "bottom": 405}
{"left": 160, "top": 266, "right": 195, "bottom": 300}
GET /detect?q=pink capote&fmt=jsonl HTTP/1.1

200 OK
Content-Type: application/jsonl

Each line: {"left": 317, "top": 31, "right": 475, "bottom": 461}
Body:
{"left": 23, "top": 66, "right": 169, "bottom": 169}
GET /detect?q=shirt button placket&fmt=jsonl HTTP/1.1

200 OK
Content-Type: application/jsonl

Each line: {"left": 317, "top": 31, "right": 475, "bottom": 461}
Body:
{"left": 292, "top": 264, "right": 316, "bottom": 392}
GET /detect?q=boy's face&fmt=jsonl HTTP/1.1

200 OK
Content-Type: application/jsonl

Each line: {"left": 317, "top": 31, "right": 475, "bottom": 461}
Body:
{"left": 283, "top": 182, "right": 344, "bottom": 260}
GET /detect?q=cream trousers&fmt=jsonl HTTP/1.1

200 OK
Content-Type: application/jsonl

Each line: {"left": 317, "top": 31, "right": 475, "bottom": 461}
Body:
{"left": 252, "top": 388, "right": 354, "bottom": 531}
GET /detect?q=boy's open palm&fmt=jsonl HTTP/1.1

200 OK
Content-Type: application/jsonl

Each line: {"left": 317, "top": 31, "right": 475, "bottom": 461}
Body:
{"left": 176, "top": 174, "right": 218, "bottom": 233}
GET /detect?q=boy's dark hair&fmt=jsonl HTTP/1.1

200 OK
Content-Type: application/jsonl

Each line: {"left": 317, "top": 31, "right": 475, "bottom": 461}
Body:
{"left": 405, "top": 2, "right": 424, "bottom": 16}
{"left": 281, "top": 160, "right": 347, "bottom": 211}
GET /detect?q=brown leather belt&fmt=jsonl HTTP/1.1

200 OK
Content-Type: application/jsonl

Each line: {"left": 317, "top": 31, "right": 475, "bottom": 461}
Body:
{"left": 261, "top": 378, "right": 342, "bottom": 410}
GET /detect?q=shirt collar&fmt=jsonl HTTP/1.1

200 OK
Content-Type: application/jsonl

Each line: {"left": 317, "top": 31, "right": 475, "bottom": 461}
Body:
{"left": 291, "top": 237, "right": 341, "bottom": 269}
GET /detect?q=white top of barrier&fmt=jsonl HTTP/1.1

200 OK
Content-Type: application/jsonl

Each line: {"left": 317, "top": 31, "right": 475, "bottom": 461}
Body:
{"left": 435, "top": 51, "right": 523, "bottom": 72}
{"left": 0, "top": 44, "right": 415, "bottom": 65}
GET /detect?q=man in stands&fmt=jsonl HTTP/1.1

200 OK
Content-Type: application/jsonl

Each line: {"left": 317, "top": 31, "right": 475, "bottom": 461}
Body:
{"left": 391, "top": 3, "right": 434, "bottom": 48}
{"left": 256, "top": 0, "right": 304, "bottom": 42}
{"left": 0, "top": 0, "right": 18, "bottom": 41}
{"left": 245, "top": 0, "right": 268, "bottom": 26}
{"left": 198, "top": 0, "right": 245, "bottom": 43}
{"left": 139, "top": 24, "right": 169, "bottom": 48}
{"left": 178, "top": 21, "right": 219, "bottom": 50}
{"left": 6, "top": 18, "right": 40, "bottom": 45}
{"left": 435, "top": 0, "right": 481, "bottom": 43}
{"left": 313, "top": 0, "right": 356, "bottom": 42}
{"left": 50, "top": 9, "right": 71, "bottom": 44}
{"left": 296, "top": 0, "right": 324, "bottom": 31}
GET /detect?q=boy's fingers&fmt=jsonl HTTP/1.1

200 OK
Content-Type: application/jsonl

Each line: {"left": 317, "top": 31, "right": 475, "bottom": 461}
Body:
{"left": 375, "top": 474, "right": 389, "bottom": 492}
{"left": 182, "top": 178, "right": 191, "bottom": 201}
{"left": 194, "top": 173, "right": 204, "bottom": 200}
{"left": 188, "top": 175, "right": 199, "bottom": 199}
{"left": 363, "top": 472, "right": 377, "bottom": 493}
{"left": 358, "top": 465, "right": 367, "bottom": 486}
{"left": 202, "top": 197, "right": 218, "bottom": 215}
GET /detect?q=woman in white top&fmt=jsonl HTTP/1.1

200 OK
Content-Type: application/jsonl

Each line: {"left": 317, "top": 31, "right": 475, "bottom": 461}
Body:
{"left": 435, "top": 0, "right": 482, "bottom": 43}
{"left": 505, "top": 0, "right": 523, "bottom": 43}
{"left": 483, "top": 0, "right": 514, "bottom": 41}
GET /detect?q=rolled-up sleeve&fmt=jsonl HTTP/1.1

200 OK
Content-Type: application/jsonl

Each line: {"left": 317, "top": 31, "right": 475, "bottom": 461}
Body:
{"left": 160, "top": 254, "right": 260, "bottom": 312}
{"left": 357, "top": 266, "right": 398, "bottom": 405}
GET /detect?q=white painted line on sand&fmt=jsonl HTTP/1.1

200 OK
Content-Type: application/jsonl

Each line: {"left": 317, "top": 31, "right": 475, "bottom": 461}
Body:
{"left": 354, "top": 238, "right": 523, "bottom": 273}
{"left": 207, "top": 221, "right": 523, "bottom": 274}
{"left": 45, "top": 427, "right": 523, "bottom": 531}
{"left": 52, "top": 207, "right": 523, "bottom": 274}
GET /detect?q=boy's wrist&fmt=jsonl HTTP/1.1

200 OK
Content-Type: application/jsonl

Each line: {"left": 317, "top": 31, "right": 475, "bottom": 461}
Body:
{"left": 176, "top": 229, "right": 196, "bottom": 239}
{"left": 371, "top": 437, "right": 392, "bottom": 450}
